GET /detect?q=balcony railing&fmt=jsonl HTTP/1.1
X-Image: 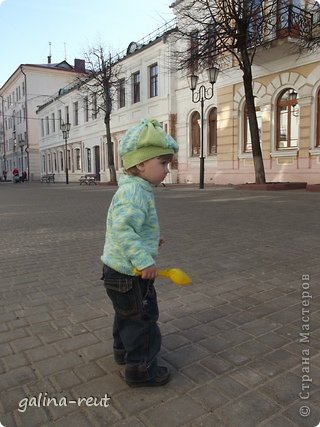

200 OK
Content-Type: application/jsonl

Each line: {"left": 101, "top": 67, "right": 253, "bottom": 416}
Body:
{"left": 248, "top": 4, "right": 315, "bottom": 47}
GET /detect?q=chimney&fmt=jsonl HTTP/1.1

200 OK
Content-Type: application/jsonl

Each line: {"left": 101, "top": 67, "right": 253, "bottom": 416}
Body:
{"left": 74, "top": 58, "right": 85, "bottom": 73}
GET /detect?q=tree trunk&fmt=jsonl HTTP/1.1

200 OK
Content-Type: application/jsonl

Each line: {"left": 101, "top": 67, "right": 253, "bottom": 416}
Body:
{"left": 241, "top": 51, "right": 266, "bottom": 184}
{"left": 104, "top": 114, "right": 117, "bottom": 183}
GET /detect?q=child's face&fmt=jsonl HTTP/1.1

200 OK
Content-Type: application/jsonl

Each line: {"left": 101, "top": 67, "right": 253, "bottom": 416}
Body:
{"left": 137, "top": 156, "right": 171, "bottom": 185}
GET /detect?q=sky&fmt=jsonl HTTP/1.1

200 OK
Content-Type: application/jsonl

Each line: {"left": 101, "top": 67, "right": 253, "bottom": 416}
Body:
{"left": 0, "top": 0, "right": 175, "bottom": 87}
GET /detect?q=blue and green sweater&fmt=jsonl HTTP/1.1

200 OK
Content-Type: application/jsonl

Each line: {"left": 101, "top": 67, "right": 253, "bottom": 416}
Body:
{"left": 101, "top": 175, "right": 160, "bottom": 275}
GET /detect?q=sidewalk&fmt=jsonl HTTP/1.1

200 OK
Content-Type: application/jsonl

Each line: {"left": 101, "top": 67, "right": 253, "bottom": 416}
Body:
{"left": 0, "top": 183, "right": 319, "bottom": 426}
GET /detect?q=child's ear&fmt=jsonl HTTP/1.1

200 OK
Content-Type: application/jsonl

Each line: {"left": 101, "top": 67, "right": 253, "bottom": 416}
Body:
{"left": 136, "top": 162, "right": 145, "bottom": 171}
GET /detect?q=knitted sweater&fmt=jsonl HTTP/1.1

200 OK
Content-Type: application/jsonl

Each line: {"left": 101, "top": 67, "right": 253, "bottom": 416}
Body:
{"left": 101, "top": 175, "right": 160, "bottom": 275}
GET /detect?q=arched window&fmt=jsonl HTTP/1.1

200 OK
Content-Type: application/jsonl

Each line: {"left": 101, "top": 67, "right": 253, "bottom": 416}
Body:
{"left": 317, "top": 89, "right": 320, "bottom": 148}
{"left": 208, "top": 107, "right": 217, "bottom": 155}
{"left": 276, "top": 89, "right": 299, "bottom": 149}
{"left": 243, "top": 102, "right": 261, "bottom": 153}
{"left": 191, "top": 111, "right": 200, "bottom": 156}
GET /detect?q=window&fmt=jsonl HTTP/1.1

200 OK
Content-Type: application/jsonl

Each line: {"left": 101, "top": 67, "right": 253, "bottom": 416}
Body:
{"left": 92, "top": 93, "right": 97, "bottom": 119}
{"left": 243, "top": 102, "right": 262, "bottom": 152}
{"left": 208, "top": 108, "right": 217, "bottom": 155}
{"left": 46, "top": 116, "right": 50, "bottom": 135}
{"left": 190, "top": 31, "right": 199, "bottom": 73}
{"left": 67, "top": 150, "right": 71, "bottom": 169}
{"left": 48, "top": 153, "right": 52, "bottom": 172}
{"left": 58, "top": 109, "right": 62, "bottom": 127}
{"left": 53, "top": 152, "right": 57, "bottom": 171}
{"left": 51, "top": 113, "right": 55, "bottom": 132}
{"left": 317, "top": 89, "right": 320, "bottom": 147}
{"left": 191, "top": 111, "right": 200, "bottom": 156}
{"left": 65, "top": 106, "right": 69, "bottom": 123}
{"left": 149, "top": 64, "right": 158, "bottom": 98}
{"left": 118, "top": 78, "right": 126, "bottom": 108}
{"left": 60, "top": 151, "right": 64, "bottom": 171}
{"left": 276, "top": 89, "right": 299, "bottom": 149}
{"left": 132, "top": 72, "right": 140, "bottom": 103}
{"left": 75, "top": 148, "right": 81, "bottom": 170}
{"left": 41, "top": 119, "right": 44, "bottom": 137}
{"left": 73, "top": 101, "right": 79, "bottom": 125}
{"left": 86, "top": 148, "right": 92, "bottom": 173}
{"left": 84, "top": 97, "right": 89, "bottom": 122}
{"left": 206, "top": 24, "right": 217, "bottom": 67}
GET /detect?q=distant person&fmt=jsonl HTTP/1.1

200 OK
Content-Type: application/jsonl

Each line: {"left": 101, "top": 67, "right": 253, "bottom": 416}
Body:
{"left": 12, "top": 168, "right": 20, "bottom": 183}
{"left": 2, "top": 170, "right": 7, "bottom": 181}
{"left": 101, "top": 118, "right": 178, "bottom": 387}
{"left": 21, "top": 171, "right": 27, "bottom": 182}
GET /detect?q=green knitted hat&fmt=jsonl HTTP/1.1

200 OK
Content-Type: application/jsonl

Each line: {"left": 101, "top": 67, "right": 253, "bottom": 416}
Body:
{"left": 119, "top": 118, "right": 179, "bottom": 169}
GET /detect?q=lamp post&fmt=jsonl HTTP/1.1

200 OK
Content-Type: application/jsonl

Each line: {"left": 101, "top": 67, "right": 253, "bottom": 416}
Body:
{"left": 187, "top": 66, "right": 219, "bottom": 189}
{"left": 60, "top": 121, "right": 71, "bottom": 184}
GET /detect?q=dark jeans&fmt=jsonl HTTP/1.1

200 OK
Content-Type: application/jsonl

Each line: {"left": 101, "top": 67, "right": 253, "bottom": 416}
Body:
{"left": 102, "top": 264, "right": 161, "bottom": 382}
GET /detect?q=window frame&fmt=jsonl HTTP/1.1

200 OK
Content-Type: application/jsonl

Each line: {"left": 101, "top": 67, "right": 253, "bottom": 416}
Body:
{"left": 190, "top": 111, "right": 200, "bottom": 157}
{"left": 208, "top": 107, "right": 217, "bottom": 156}
{"left": 118, "top": 78, "right": 126, "bottom": 108}
{"left": 149, "top": 63, "right": 158, "bottom": 98}
{"left": 132, "top": 71, "right": 140, "bottom": 104}
{"left": 276, "top": 88, "right": 299, "bottom": 149}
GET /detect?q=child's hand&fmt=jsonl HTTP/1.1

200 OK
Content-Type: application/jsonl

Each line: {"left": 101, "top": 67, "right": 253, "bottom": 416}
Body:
{"left": 159, "top": 237, "right": 165, "bottom": 247}
{"left": 141, "top": 265, "right": 157, "bottom": 280}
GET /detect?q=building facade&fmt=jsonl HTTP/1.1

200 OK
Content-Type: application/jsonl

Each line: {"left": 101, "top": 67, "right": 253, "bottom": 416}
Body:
{"left": 0, "top": 59, "right": 86, "bottom": 181}
{"left": 36, "top": 22, "right": 179, "bottom": 183}
{"left": 35, "top": 2, "right": 320, "bottom": 185}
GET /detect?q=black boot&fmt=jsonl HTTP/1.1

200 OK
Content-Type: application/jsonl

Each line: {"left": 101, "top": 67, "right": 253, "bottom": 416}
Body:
{"left": 125, "top": 365, "right": 170, "bottom": 387}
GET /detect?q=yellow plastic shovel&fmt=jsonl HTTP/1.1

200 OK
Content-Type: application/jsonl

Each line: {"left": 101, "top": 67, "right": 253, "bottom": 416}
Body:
{"left": 133, "top": 268, "right": 192, "bottom": 286}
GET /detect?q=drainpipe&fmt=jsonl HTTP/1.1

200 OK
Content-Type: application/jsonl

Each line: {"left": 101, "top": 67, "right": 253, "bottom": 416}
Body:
{"left": 20, "top": 66, "right": 30, "bottom": 180}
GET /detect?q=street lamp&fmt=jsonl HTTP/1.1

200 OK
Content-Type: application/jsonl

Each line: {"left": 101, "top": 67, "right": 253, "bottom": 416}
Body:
{"left": 60, "top": 121, "right": 71, "bottom": 184}
{"left": 187, "top": 66, "right": 219, "bottom": 189}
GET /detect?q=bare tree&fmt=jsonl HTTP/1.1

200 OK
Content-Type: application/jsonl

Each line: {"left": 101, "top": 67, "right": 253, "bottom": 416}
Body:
{"left": 173, "top": 0, "right": 316, "bottom": 184}
{"left": 78, "top": 45, "right": 122, "bottom": 183}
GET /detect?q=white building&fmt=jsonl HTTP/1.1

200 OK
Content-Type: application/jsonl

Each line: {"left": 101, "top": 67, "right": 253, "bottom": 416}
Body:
{"left": 0, "top": 59, "right": 86, "bottom": 181}
{"left": 36, "top": 21, "right": 179, "bottom": 183}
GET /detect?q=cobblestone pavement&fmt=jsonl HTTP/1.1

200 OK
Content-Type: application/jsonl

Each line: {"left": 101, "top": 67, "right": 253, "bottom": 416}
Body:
{"left": 0, "top": 182, "right": 319, "bottom": 427}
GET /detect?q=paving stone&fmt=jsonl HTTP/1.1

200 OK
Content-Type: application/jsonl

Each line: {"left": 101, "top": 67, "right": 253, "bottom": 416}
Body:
{"left": 201, "top": 355, "right": 234, "bottom": 375}
{"left": 56, "top": 333, "right": 99, "bottom": 353}
{"left": 10, "top": 336, "right": 43, "bottom": 353}
{"left": 0, "top": 366, "right": 36, "bottom": 392}
{"left": 34, "top": 353, "right": 84, "bottom": 376}
{"left": 162, "top": 344, "right": 210, "bottom": 368}
{"left": 216, "top": 391, "right": 280, "bottom": 427}
{"left": 3, "top": 353, "right": 29, "bottom": 371}
{"left": 48, "top": 411, "right": 92, "bottom": 427}
{"left": 258, "top": 372, "right": 301, "bottom": 405}
{"left": 25, "top": 344, "right": 60, "bottom": 363}
{"left": 181, "top": 363, "right": 215, "bottom": 384}
{"left": 143, "top": 395, "right": 206, "bottom": 426}
{"left": 256, "top": 332, "right": 291, "bottom": 349}
{"left": 162, "top": 333, "right": 191, "bottom": 350}
{"left": 212, "top": 375, "right": 248, "bottom": 399}
{"left": 14, "top": 405, "right": 50, "bottom": 426}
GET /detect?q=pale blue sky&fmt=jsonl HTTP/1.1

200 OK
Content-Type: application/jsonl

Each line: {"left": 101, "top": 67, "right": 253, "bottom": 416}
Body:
{"left": 0, "top": 0, "right": 174, "bottom": 86}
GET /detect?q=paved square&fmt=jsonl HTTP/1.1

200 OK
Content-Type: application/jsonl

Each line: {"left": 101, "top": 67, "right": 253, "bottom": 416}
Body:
{"left": 0, "top": 182, "right": 319, "bottom": 426}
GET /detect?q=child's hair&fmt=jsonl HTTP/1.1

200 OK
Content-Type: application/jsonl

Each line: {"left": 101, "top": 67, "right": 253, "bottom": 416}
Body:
{"left": 125, "top": 154, "right": 174, "bottom": 176}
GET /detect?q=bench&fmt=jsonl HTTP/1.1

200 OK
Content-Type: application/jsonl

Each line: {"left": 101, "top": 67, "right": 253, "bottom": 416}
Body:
{"left": 79, "top": 174, "right": 97, "bottom": 185}
{"left": 41, "top": 173, "right": 55, "bottom": 183}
